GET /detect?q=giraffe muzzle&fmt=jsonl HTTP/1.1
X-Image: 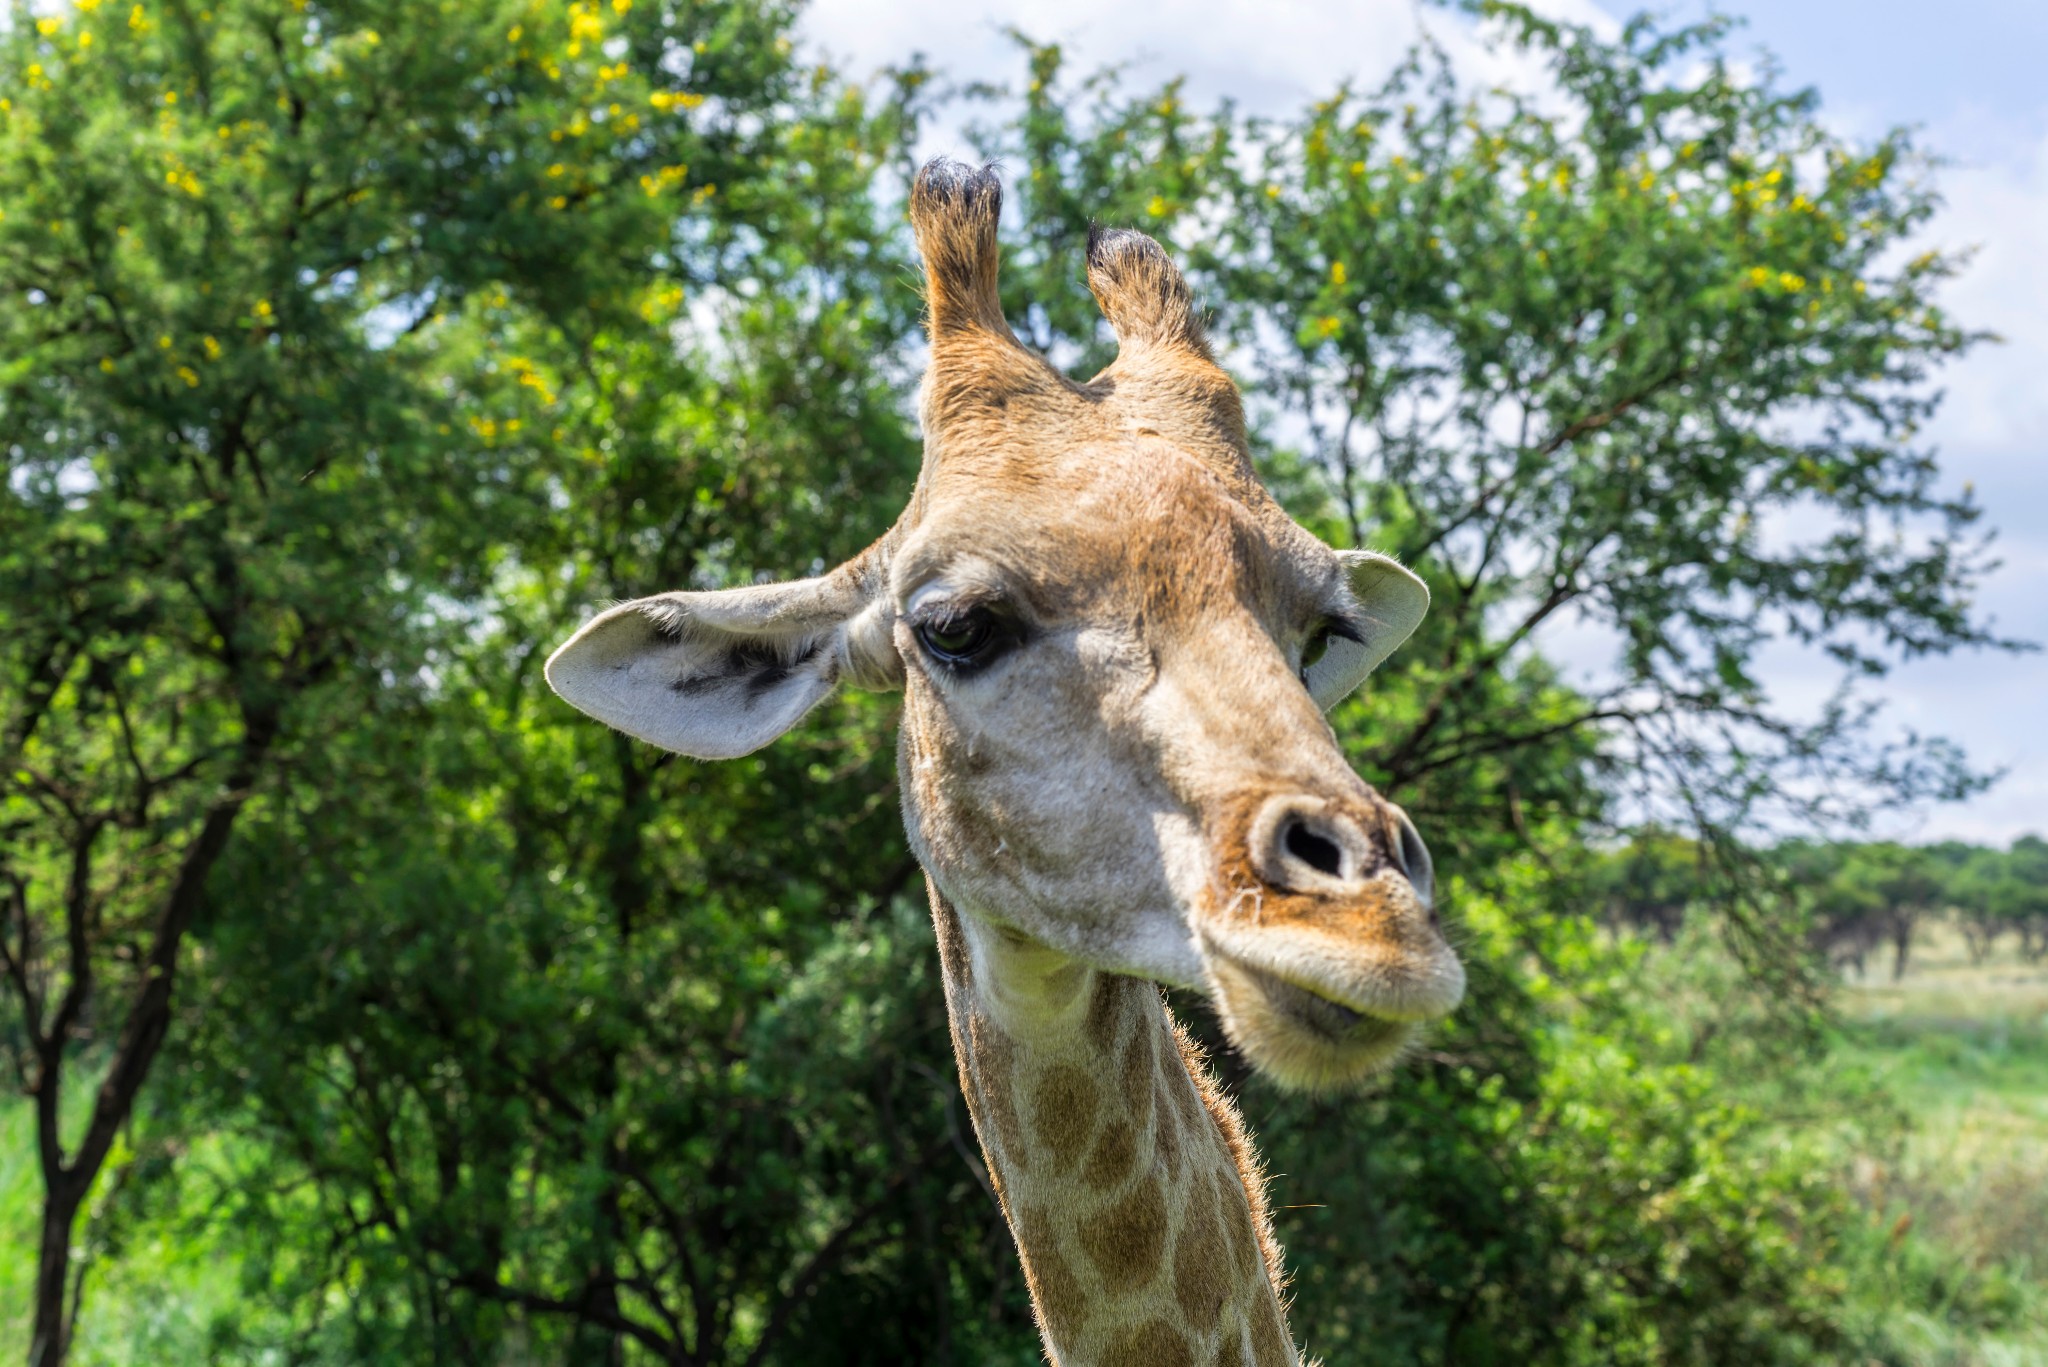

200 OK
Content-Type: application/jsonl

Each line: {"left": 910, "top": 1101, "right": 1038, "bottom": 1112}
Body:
{"left": 1196, "top": 791, "right": 1464, "bottom": 1091}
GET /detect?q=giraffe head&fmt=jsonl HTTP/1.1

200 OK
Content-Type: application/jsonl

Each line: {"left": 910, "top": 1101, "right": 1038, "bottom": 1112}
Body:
{"left": 547, "top": 160, "right": 1462, "bottom": 1090}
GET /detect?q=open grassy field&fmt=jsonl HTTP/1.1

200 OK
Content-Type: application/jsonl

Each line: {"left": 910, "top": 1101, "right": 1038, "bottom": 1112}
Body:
{"left": 1838, "top": 925, "right": 2048, "bottom": 1365}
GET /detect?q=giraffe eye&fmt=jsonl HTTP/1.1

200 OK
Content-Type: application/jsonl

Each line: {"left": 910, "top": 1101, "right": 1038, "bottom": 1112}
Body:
{"left": 914, "top": 607, "right": 1006, "bottom": 670}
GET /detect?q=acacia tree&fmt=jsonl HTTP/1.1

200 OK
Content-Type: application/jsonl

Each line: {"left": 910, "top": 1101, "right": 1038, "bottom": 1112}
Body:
{"left": 0, "top": 0, "right": 899, "bottom": 1357}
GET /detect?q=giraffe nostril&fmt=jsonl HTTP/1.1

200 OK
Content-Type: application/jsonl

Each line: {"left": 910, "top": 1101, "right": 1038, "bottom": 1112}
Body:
{"left": 1283, "top": 820, "right": 1345, "bottom": 878}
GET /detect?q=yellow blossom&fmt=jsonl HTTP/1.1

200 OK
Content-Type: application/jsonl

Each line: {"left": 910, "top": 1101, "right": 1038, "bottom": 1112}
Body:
{"left": 78, "top": 31, "right": 94, "bottom": 48}
{"left": 158, "top": 334, "right": 173, "bottom": 349}
{"left": 201, "top": 335, "right": 222, "bottom": 360}
{"left": 37, "top": 17, "right": 62, "bottom": 36}
{"left": 639, "top": 164, "right": 688, "bottom": 196}
{"left": 507, "top": 24, "right": 523, "bottom": 42}
{"left": 548, "top": 194, "right": 567, "bottom": 209}
{"left": 638, "top": 283, "right": 684, "bottom": 322}
{"left": 1314, "top": 315, "right": 1341, "bottom": 339}
{"left": 1146, "top": 195, "right": 1168, "bottom": 217}
{"left": 568, "top": 3, "right": 604, "bottom": 45}
{"left": 516, "top": 370, "right": 558, "bottom": 405}
{"left": 1778, "top": 271, "right": 1805, "bottom": 291}
{"left": 1349, "top": 160, "right": 1365, "bottom": 176}
{"left": 99, "top": 357, "right": 115, "bottom": 372}
{"left": 1329, "top": 261, "right": 1347, "bottom": 286}
{"left": 254, "top": 298, "right": 273, "bottom": 319}
{"left": 177, "top": 365, "right": 199, "bottom": 387}
{"left": 613, "top": 0, "right": 632, "bottom": 11}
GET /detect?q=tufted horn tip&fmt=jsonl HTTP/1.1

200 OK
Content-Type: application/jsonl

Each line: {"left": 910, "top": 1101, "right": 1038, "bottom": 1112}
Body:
{"left": 912, "top": 159, "right": 1007, "bottom": 334}
{"left": 914, "top": 157, "right": 1004, "bottom": 216}
{"left": 1085, "top": 223, "right": 1206, "bottom": 354}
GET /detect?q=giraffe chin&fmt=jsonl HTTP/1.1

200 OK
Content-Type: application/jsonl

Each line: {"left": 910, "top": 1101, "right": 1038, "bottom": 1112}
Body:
{"left": 1202, "top": 950, "right": 1425, "bottom": 1093}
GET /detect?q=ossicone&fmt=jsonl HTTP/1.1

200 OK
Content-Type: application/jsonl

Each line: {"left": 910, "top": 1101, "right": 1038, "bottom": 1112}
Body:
{"left": 911, "top": 158, "right": 1008, "bottom": 335}
{"left": 1086, "top": 224, "right": 1208, "bottom": 355}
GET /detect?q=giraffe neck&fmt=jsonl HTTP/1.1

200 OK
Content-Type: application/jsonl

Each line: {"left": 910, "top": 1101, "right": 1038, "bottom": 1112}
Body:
{"left": 928, "top": 883, "right": 1300, "bottom": 1366}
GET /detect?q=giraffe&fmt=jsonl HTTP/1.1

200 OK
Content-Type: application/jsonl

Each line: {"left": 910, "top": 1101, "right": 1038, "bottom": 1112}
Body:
{"left": 545, "top": 159, "right": 1463, "bottom": 1366}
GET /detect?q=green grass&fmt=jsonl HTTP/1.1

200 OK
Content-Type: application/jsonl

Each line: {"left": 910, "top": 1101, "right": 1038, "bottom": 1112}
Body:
{"left": 1837, "top": 925, "right": 2048, "bottom": 1366}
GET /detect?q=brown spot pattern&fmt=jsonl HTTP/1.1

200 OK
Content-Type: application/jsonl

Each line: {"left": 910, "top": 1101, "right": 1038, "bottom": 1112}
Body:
{"left": 1101, "top": 1319, "right": 1195, "bottom": 1367}
{"left": 1173, "top": 1182, "right": 1232, "bottom": 1333}
{"left": 1078, "top": 1175, "right": 1169, "bottom": 1294}
{"left": 1013, "top": 1203, "right": 1086, "bottom": 1347}
{"left": 1214, "top": 1168, "right": 1259, "bottom": 1283}
{"left": 1249, "top": 1296, "right": 1294, "bottom": 1366}
{"left": 1086, "top": 970, "right": 1126, "bottom": 1042}
{"left": 1083, "top": 1117, "right": 1138, "bottom": 1191}
{"left": 1032, "top": 1063, "right": 1100, "bottom": 1173}
{"left": 970, "top": 1018, "right": 1028, "bottom": 1171}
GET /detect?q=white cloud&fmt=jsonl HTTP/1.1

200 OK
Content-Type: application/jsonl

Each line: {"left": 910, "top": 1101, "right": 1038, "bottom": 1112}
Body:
{"left": 802, "top": 0, "right": 1615, "bottom": 123}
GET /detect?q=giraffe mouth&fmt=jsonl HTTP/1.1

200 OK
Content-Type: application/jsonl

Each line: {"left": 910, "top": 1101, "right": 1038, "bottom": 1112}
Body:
{"left": 1247, "top": 971, "right": 1408, "bottom": 1047}
{"left": 1202, "top": 949, "right": 1422, "bottom": 1089}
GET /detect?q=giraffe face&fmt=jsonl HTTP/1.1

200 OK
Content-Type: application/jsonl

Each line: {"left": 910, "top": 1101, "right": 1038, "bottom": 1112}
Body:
{"left": 545, "top": 160, "right": 1463, "bottom": 1091}
{"left": 887, "top": 436, "right": 1460, "bottom": 1090}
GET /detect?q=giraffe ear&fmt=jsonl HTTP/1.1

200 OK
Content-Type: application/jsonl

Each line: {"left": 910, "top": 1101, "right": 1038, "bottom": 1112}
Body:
{"left": 545, "top": 575, "right": 901, "bottom": 760}
{"left": 1303, "top": 551, "right": 1430, "bottom": 712}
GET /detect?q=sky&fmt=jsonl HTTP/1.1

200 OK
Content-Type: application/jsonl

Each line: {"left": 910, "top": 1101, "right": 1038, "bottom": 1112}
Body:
{"left": 797, "top": 0, "right": 2047, "bottom": 845}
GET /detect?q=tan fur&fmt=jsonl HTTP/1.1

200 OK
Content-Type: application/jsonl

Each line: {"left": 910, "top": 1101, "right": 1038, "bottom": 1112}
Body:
{"left": 544, "top": 159, "right": 1467, "bottom": 1366}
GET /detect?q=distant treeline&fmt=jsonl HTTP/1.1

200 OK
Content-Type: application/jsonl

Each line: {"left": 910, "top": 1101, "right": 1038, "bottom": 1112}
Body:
{"left": 1597, "top": 834, "right": 2048, "bottom": 974}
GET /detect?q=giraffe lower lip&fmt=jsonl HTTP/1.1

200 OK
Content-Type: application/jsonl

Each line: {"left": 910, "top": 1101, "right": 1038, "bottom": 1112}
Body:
{"left": 1245, "top": 967, "right": 1404, "bottom": 1046}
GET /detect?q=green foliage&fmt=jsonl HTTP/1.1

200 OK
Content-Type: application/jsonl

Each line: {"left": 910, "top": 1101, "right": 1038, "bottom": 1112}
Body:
{"left": 1, "top": 1, "right": 2034, "bottom": 1365}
